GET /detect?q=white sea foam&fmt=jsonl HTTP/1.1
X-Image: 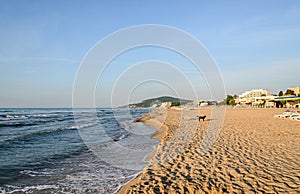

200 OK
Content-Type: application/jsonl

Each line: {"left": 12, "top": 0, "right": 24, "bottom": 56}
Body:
{"left": 83, "top": 119, "right": 159, "bottom": 171}
{"left": 0, "top": 108, "right": 156, "bottom": 193}
{"left": 65, "top": 122, "right": 98, "bottom": 130}
{"left": 4, "top": 115, "right": 28, "bottom": 119}
{"left": 20, "top": 169, "right": 54, "bottom": 177}
{"left": 3, "top": 184, "right": 59, "bottom": 193}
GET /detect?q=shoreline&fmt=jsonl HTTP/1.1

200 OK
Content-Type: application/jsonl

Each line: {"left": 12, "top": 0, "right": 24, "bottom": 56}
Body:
{"left": 117, "top": 108, "right": 300, "bottom": 193}
{"left": 117, "top": 109, "right": 170, "bottom": 194}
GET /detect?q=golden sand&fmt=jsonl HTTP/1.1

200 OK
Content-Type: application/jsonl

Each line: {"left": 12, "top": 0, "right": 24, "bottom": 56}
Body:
{"left": 118, "top": 108, "right": 300, "bottom": 193}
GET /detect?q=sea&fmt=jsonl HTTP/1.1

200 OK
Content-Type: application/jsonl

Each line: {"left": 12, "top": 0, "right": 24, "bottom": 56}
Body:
{"left": 0, "top": 108, "right": 158, "bottom": 193}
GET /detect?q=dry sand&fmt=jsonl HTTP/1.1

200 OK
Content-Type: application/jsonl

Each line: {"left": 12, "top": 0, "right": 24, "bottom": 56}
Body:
{"left": 118, "top": 108, "right": 300, "bottom": 193}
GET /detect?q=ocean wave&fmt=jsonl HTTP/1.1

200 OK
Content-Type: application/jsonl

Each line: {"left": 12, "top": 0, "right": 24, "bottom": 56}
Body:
{"left": 0, "top": 122, "right": 37, "bottom": 127}
{"left": 0, "top": 114, "right": 28, "bottom": 119}
{"left": 0, "top": 120, "right": 57, "bottom": 127}
{"left": 0, "top": 113, "right": 72, "bottom": 120}
{"left": 0, "top": 117, "right": 73, "bottom": 127}
{"left": 113, "top": 134, "right": 129, "bottom": 142}
{"left": 19, "top": 169, "right": 54, "bottom": 177}
{"left": 1, "top": 184, "right": 59, "bottom": 194}
{"left": 65, "top": 122, "right": 98, "bottom": 130}
{"left": 0, "top": 122, "right": 98, "bottom": 147}
{"left": 0, "top": 109, "right": 11, "bottom": 112}
{"left": 0, "top": 108, "right": 152, "bottom": 192}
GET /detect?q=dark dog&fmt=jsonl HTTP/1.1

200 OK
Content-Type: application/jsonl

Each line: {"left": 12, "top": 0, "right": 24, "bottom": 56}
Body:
{"left": 197, "top": 115, "right": 206, "bottom": 121}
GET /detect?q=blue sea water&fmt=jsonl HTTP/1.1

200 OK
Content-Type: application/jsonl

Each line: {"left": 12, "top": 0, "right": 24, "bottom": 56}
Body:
{"left": 0, "top": 108, "right": 158, "bottom": 193}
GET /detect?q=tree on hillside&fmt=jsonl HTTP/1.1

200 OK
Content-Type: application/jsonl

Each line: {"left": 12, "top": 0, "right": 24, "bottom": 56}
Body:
{"left": 226, "top": 95, "right": 236, "bottom": 106}
{"left": 285, "top": 89, "right": 295, "bottom": 95}
{"left": 278, "top": 91, "right": 283, "bottom": 96}
{"left": 229, "top": 99, "right": 236, "bottom": 106}
{"left": 171, "top": 102, "right": 181, "bottom": 107}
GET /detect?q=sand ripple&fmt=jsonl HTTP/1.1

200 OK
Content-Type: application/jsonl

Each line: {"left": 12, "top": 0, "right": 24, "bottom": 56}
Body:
{"left": 118, "top": 108, "right": 300, "bottom": 193}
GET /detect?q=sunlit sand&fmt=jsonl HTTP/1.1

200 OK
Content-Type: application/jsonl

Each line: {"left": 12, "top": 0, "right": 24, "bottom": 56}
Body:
{"left": 118, "top": 108, "right": 300, "bottom": 193}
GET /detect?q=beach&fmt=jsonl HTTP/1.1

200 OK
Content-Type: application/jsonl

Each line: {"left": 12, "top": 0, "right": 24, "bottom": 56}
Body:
{"left": 118, "top": 108, "right": 300, "bottom": 193}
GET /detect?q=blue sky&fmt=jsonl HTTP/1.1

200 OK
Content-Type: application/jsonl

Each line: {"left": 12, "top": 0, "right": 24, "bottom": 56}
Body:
{"left": 1, "top": 0, "right": 300, "bottom": 107}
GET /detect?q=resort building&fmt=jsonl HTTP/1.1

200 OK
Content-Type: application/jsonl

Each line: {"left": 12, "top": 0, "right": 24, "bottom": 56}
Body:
{"left": 236, "top": 89, "right": 275, "bottom": 107}
{"left": 288, "top": 86, "right": 300, "bottom": 96}
{"left": 273, "top": 95, "right": 300, "bottom": 108}
{"left": 239, "top": 89, "right": 270, "bottom": 98}
{"left": 160, "top": 102, "right": 172, "bottom": 108}
{"left": 251, "top": 96, "right": 276, "bottom": 108}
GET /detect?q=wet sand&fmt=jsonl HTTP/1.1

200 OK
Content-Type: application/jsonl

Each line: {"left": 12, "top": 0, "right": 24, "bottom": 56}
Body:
{"left": 118, "top": 108, "right": 300, "bottom": 193}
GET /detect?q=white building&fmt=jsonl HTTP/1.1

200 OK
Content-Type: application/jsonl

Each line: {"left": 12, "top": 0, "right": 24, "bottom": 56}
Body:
{"left": 239, "top": 89, "right": 270, "bottom": 98}
{"left": 160, "top": 102, "right": 172, "bottom": 108}
{"left": 288, "top": 86, "right": 300, "bottom": 96}
{"left": 237, "top": 89, "right": 275, "bottom": 107}
{"left": 200, "top": 102, "right": 209, "bottom": 107}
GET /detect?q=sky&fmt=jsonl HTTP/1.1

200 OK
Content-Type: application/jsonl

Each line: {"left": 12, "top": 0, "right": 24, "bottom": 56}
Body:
{"left": 1, "top": 0, "right": 300, "bottom": 107}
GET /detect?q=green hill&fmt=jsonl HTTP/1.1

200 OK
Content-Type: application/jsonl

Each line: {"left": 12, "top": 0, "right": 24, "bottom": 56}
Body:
{"left": 129, "top": 96, "right": 192, "bottom": 107}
